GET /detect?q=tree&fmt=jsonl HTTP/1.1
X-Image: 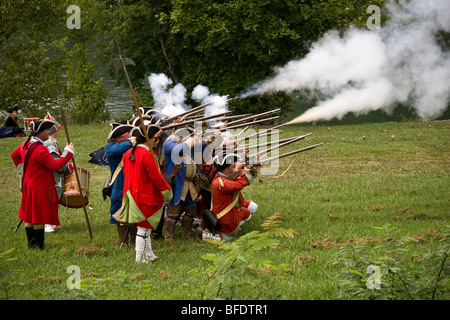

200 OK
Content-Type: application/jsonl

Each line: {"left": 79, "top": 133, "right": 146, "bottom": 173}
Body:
{"left": 0, "top": 0, "right": 69, "bottom": 116}
{"left": 102, "top": 0, "right": 381, "bottom": 114}
{"left": 0, "top": 0, "right": 109, "bottom": 122}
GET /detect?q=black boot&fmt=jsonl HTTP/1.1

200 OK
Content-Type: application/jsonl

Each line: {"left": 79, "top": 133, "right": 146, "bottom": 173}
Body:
{"left": 25, "top": 227, "right": 36, "bottom": 249}
{"left": 33, "top": 228, "right": 45, "bottom": 250}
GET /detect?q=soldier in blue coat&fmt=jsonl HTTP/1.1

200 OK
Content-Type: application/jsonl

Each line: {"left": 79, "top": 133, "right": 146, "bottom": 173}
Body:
{"left": 163, "top": 126, "right": 203, "bottom": 242}
{"left": 105, "top": 122, "right": 136, "bottom": 245}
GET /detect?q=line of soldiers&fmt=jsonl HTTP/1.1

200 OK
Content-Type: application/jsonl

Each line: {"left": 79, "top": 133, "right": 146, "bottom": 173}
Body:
{"left": 106, "top": 108, "right": 259, "bottom": 262}
{"left": 9, "top": 108, "right": 259, "bottom": 261}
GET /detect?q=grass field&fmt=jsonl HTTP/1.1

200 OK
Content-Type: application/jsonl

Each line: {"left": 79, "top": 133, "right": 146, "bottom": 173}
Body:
{"left": 0, "top": 118, "right": 448, "bottom": 302}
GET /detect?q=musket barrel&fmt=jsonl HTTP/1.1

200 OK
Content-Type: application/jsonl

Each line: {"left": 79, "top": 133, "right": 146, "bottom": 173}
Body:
{"left": 165, "top": 96, "right": 240, "bottom": 123}
{"left": 231, "top": 123, "right": 286, "bottom": 144}
{"left": 205, "top": 113, "right": 251, "bottom": 123}
{"left": 247, "top": 133, "right": 313, "bottom": 157}
{"left": 212, "top": 115, "right": 279, "bottom": 132}
{"left": 164, "top": 103, "right": 210, "bottom": 123}
{"left": 257, "top": 143, "right": 324, "bottom": 165}
{"left": 211, "top": 108, "right": 281, "bottom": 128}
{"left": 237, "top": 133, "right": 313, "bottom": 152}
{"left": 161, "top": 111, "right": 241, "bottom": 130}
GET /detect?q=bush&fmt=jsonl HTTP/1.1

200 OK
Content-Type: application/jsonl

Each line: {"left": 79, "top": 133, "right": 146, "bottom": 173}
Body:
{"left": 333, "top": 225, "right": 449, "bottom": 300}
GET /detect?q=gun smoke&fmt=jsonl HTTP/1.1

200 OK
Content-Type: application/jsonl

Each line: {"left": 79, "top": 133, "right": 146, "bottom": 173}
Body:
{"left": 241, "top": 0, "right": 450, "bottom": 123}
{"left": 148, "top": 73, "right": 229, "bottom": 120}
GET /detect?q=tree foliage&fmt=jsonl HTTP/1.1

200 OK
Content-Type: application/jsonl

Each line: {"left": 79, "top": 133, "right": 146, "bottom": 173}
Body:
{"left": 105, "top": 0, "right": 380, "bottom": 114}
{"left": 1, "top": 0, "right": 386, "bottom": 120}
{"left": 0, "top": 0, "right": 109, "bottom": 122}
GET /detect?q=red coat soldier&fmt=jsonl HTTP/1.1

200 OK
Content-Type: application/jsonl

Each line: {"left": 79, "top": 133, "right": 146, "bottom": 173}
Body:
{"left": 17, "top": 119, "right": 74, "bottom": 249}
{"left": 122, "top": 124, "right": 172, "bottom": 263}
{"left": 209, "top": 152, "right": 258, "bottom": 241}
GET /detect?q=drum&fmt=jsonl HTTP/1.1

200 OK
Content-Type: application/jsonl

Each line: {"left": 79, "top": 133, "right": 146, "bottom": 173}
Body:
{"left": 24, "top": 118, "right": 38, "bottom": 131}
{"left": 60, "top": 168, "right": 90, "bottom": 208}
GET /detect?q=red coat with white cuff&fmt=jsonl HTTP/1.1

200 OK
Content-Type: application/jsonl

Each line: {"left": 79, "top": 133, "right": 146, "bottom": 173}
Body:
{"left": 18, "top": 141, "right": 73, "bottom": 225}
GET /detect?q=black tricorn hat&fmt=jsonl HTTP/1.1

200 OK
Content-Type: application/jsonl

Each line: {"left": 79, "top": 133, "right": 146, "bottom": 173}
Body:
{"left": 108, "top": 122, "right": 134, "bottom": 140}
{"left": 129, "top": 115, "right": 152, "bottom": 127}
{"left": 30, "top": 119, "right": 56, "bottom": 134}
{"left": 7, "top": 106, "right": 19, "bottom": 114}
{"left": 131, "top": 124, "right": 161, "bottom": 140}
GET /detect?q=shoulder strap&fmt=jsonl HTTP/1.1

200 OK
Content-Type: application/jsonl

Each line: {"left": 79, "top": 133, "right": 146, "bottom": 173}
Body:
{"left": 109, "top": 159, "right": 124, "bottom": 187}
{"left": 214, "top": 191, "right": 241, "bottom": 220}
{"left": 23, "top": 141, "right": 40, "bottom": 176}
{"left": 21, "top": 141, "right": 40, "bottom": 186}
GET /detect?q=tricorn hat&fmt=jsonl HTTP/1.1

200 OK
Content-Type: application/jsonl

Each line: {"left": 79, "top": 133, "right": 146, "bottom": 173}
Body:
{"left": 108, "top": 122, "right": 134, "bottom": 140}
{"left": 44, "top": 113, "right": 61, "bottom": 133}
{"left": 130, "top": 115, "right": 152, "bottom": 127}
{"left": 7, "top": 106, "right": 19, "bottom": 114}
{"left": 30, "top": 119, "right": 56, "bottom": 135}
{"left": 131, "top": 124, "right": 161, "bottom": 140}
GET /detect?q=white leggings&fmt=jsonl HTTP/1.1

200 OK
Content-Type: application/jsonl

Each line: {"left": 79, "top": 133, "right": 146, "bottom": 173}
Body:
{"left": 135, "top": 227, "right": 157, "bottom": 263}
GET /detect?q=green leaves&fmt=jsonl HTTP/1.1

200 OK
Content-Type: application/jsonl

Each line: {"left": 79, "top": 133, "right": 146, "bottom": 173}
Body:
{"left": 0, "top": 249, "right": 18, "bottom": 300}
{"left": 334, "top": 225, "right": 450, "bottom": 300}
{"left": 193, "top": 213, "right": 297, "bottom": 300}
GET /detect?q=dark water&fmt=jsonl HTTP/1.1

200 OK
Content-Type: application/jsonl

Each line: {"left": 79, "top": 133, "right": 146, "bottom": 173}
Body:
{"left": 103, "top": 76, "right": 136, "bottom": 121}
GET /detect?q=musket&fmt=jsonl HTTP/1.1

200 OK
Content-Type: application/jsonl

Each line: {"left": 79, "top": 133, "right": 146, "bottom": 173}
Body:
{"left": 164, "top": 96, "right": 239, "bottom": 123}
{"left": 226, "top": 142, "right": 323, "bottom": 180}
{"left": 186, "top": 96, "right": 239, "bottom": 119}
{"left": 257, "top": 143, "right": 324, "bottom": 165}
{"left": 160, "top": 111, "right": 234, "bottom": 131}
{"left": 204, "top": 113, "right": 251, "bottom": 124}
{"left": 247, "top": 134, "right": 313, "bottom": 159}
{"left": 183, "top": 114, "right": 204, "bottom": 120}
{"left": 222, "top": 130, "right": 284, "bottom": 149}
{"left": 211, "top": 108, "right": 281, "bottom": 128}
{"left": 210, "top": 115, "right": 279, "bottom": 132}
{"left": 231, "top": 123, "right": 287, "bottom": 144}
{"left": 236, "top": 133, "right": 312, "bottom": 153}
{"left": 163, "top": 103, "right": 210, "bottom": 123}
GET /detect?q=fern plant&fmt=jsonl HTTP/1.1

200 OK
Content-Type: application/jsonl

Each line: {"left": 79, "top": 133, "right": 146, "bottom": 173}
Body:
{"left": 192, "top": 213, "right": 298, "bottom": 300}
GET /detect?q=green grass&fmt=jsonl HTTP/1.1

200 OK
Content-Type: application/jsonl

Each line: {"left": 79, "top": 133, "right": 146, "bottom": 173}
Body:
{"left": 0, "top": 119, "right": 448, "bottom": 300}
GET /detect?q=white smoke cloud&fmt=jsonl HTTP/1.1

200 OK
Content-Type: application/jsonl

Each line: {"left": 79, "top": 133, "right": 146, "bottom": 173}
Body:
{"left": 148, "top": 74, "right": 230, "bottom": 120}
{"left": 192, "top": 84, "right": 229, "bottom": 117}
{"left": 242, "top": 0, "right": 450, "bottom": 123}
{"left": 148, "top": 73, "right": 188, "bottom": 118}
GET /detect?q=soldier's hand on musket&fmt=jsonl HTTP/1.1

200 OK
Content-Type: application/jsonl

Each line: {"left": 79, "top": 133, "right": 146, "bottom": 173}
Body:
{"left": 174, "top": 116, "right": 182, "bottom": 124}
